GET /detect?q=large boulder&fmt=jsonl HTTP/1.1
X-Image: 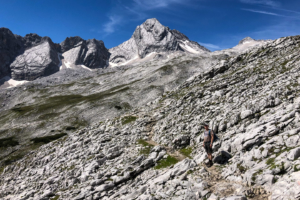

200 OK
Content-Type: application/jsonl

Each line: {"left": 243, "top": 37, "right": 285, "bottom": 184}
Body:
{"left": 10, "top": 37, "right": 60, "bottom": 81}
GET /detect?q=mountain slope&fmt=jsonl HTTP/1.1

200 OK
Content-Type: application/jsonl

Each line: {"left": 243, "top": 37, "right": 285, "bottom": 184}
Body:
{"left": 0, "top": 35, "right": 300, "bottom": 200}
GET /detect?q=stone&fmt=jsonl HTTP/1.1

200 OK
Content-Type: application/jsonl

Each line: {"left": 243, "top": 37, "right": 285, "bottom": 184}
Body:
{"left": 10, "top": 37, "right": 60, "bottom": 80}
{"left": 287, "top": 147, "right": 300, "bottom": 161}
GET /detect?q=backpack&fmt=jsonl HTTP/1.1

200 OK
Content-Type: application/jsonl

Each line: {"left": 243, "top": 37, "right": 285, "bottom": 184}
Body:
{"left": 208, "top": 129, "right": 219, "bottom": 142}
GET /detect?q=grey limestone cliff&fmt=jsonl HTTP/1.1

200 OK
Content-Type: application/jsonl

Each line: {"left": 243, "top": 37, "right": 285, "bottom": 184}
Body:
{"left": 109, "top": 18, "right": 210, "bottom": 64}
{"left": 10, "top": 37, "right": 60, "bottom": 81}
{"left": 61, "top": 36, "right": 109, "bottom": 69}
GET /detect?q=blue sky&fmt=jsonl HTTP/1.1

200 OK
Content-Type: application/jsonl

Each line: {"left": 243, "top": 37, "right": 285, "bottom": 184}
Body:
{"left": 1, "top": 0, "right": 300, "bottom": 51}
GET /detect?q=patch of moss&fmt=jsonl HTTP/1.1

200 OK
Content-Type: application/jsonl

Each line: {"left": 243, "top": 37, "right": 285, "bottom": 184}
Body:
{"left": 3, "top": 154, "right": 24, "bottom": 166}
{"left": 251, "top": 169, "right": 263, "bottom": 184}
{"left": 154, "top": 155, "right": 179, "bottom": 169}
{"left": 30, "top": 133, "right": 67, "bottom": 144}
{"left": 50, "top": 195, "right": 60, "bottom": 200}
{"left": 137, "top": 139, "right": 154, "bottom": 155}
{"left": 10, "top": 84, "right": 132, "bottom": 118}
{"left": 237, "top": 163, "right": 247, "bottom": 173}
{"left": 0, "top": 137, "right": 19, "bottom": 148}
{"left": 0, "top": 166, "right": 5, "bottom": 174}
{"left": 266, "top": 157, "right": 275, "bottom": 166}
{"left": 121, "top": 116, "right": 138, "bottom": 125}
{"left": 38, "top": 113, "right": 60, "bottom": 120}
{"left": 179, "top": 146, "right": 193, "bottom": 158}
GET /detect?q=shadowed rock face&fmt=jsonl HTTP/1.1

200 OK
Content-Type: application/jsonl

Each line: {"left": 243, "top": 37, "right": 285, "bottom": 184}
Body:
{"left": 83, "top": 39, "right": 109, "bottom": 68}
{"left": 60, "top": 36, "right": 84, "bottom": 53}
{"left": 0, "top": 28, "right": 23, "bottom": 79}
{"left": 10, "top": 37, "right": 60, "bottom": 81}
{"left": 23, "top": 33, "right": 42, "bottom": 49}
{"left": 61, "top": 36, "right": 109, "bottom": 68}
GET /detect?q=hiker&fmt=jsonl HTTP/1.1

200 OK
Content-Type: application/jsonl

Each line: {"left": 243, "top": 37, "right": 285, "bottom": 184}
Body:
{"left": 203, "top": 123, "right": 214, "bottom": 167}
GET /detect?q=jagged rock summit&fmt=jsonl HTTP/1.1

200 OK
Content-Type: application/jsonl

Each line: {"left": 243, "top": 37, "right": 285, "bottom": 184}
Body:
{"left": 11, "top": 37, "right": 60, "bottom": 81}
{"left": 1, "top": 19, "right": 269, "bottom": 82}
{"left": 60, "top": 36, "right": 109, "bottom": 70}
{"left": 0, "top": 28, "right": 23, "bottom": 80}
{"left": 238, "top": 36, "right": 256, "bottom": 45}
{"left": 109, "top": 18, "right": 210, "bottom": 65}
{"left": 0, "top": 30, "right": 110, "bottom": 81}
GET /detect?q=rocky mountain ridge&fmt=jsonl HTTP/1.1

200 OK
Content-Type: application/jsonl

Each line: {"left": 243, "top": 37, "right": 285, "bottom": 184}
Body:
{"left": 1, "top": 18, "right": 215, "bottom": 82}
{"left": 0, "top": 30, "right": 300, "bottom": 200}
{"left": 108, "top": 18, "right": 210, "bottom": 65}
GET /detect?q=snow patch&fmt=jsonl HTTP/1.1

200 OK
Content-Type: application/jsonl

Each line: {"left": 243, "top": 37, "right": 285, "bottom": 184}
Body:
{"left": 109, "top": 55, "right": 139, "bottom": 67}
{"left": 64, "top": 61, "right": 73, "bottom": 69}
{"left": 1, "top": 77, "right": 29, "bottom": 88}
{"left": 81, "top": 65, "right": 93, "bottom": 71}
{"left": 180, "top": 40, "right": 200, "bottom": 54}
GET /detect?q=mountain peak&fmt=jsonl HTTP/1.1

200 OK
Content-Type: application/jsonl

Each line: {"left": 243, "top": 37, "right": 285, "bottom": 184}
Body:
{"left": 109, "top": 18, "right": 209, "bottom": 65}
{"left": 238, "top": 37, "right": 255, "bottom": 45}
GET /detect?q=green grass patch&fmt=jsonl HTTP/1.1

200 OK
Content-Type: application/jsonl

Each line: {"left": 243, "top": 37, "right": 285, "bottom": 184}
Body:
{"left": 266, "top": 157, "right": 275, "bottom": 166}
{"left": 38, "top": 113, "right": 60, "bottom": 120}
{"left": 137, "top": 139, "right": 154, "bottom": 155}
{"left": 154, "top": 155, "right": 179, "bottom": 169}
{"left": 0, "top": 137, "right": 19, "bottom": 148}
{"left": 237, "top": 163, "right": 247, "bottom": 173}
{"left": 11, "top": 84, "right": 132, "bottom": 117}
{"left": 30, "top": 133, "right": 67, "bottom": 144}
{"left": 121, "top": 116, "right": 138, "bottom": 125}
{"left": 3, "top": 154, "right": 24, "bottom": 166}
{"left": 50, "top": 195, "right": 60, "bottom": 200}
{"left": 179, "top": 146, "right": 193, "bottom": 158}
{"left": 0, "top": 166, "right": 4, "bottom": 174}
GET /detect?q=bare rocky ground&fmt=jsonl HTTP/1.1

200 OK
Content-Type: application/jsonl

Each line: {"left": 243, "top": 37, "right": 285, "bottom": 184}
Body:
{"left": 0, "top": 51, "right": 221, "bottom": 176}
{"left": 1, "top": 35, "right": 300, "bottom": 199}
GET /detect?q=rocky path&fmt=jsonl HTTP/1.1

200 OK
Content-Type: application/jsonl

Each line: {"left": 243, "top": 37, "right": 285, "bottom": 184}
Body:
{"left": 201, "top": 164, "right": 270, "bottom": 200}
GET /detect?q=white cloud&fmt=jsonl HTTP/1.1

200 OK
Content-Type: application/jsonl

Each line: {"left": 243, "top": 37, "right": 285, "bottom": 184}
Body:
{"left": 101, "top": 0, "right": 186, "bottom": 36}
{"left": 133, "top": 0, "right": 183, "bottom": 9}
{"left": 242, "top": 8, "right": 281, "bottom": 16}
{"left": 198, "top": 42, "right": 221, "bottom": 50}
{"left": 103, "top": 15, "right": 122, "bottom": 34}
{"left": 240, "top": 0, "right": 280, "bottom": 7}
{"left": 250, "top": 21, "right": 300, "bottom": 39}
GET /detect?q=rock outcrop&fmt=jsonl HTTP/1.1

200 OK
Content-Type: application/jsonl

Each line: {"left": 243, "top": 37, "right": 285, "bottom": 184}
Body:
{"left": 61, "top": 37, "right": 109, "bottom": 69}
{"left": 10, "top": 37, "right": 60, "bottom": 81}
{"left": 0, "top": 29, "right": 110, "bottom": 81}
{"left": 109, "top": 18, "right": 210, "bottom": 65}
{"left": 0, "top": 28, "right": 23, "bottom": 79}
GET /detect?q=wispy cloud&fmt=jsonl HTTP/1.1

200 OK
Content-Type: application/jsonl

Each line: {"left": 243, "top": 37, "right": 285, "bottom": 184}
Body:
{"left": 133, "top": 0, "right": 183, "bottom": 10}
{"left": 103, "top": 15, "right": 122, "bottom": 35}
{"left": 240, "top": 0, "right": 280, "bottom": 7}
{"left": 242, "top": 8, "right": 281, "bottom": 16}
{"left": 101, "top": 0, "right": 187, "bottom": 36}
{"left": 198, "top": 42, "right": 222, "bottom": 50}
{"left": 250, "top": 21, "right": 300, "bottom": 39}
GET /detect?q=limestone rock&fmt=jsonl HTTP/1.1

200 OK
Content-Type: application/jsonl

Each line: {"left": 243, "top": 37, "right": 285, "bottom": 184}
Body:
{"left": 10, "top": 37, "right": 60, "bottom": 81}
